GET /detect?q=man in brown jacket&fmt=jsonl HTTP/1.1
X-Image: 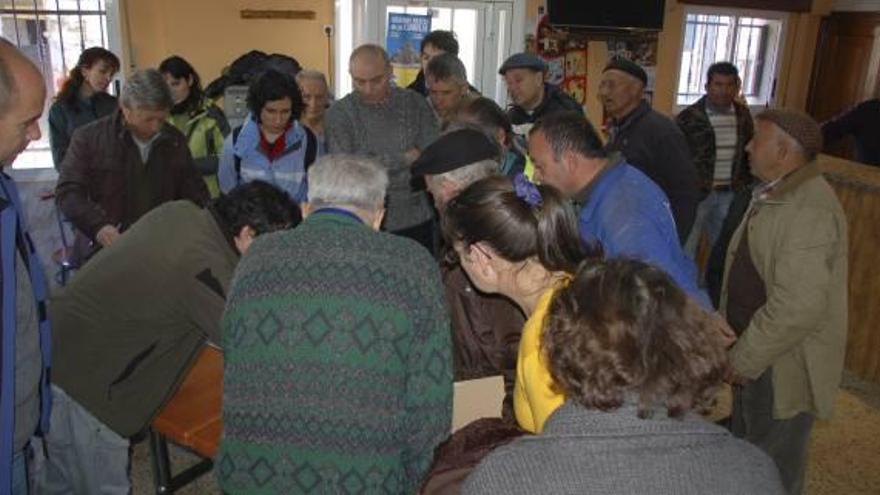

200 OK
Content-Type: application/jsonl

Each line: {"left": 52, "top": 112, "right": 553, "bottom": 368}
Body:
{"left": 56, "top": 68, "right": 209, "bottom": 266}
{"left": 413, "top": 128, "right": 525, "bottom": 418}
{"left": 721, "top": 109, "right": 847, "bottom": 495}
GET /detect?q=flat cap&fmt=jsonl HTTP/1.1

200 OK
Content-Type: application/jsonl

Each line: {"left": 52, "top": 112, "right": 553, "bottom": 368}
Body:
{"left": 603, "top": 57, "right": 648, "bottom": 86}
{"left": 756, "top": 108, "right": 823, "bottom": 159}
{"left": 412, "top": 129, "right": 499, "bottom": 177}
{"left": 499, "top": 52, "right": 547, "bottom": 75}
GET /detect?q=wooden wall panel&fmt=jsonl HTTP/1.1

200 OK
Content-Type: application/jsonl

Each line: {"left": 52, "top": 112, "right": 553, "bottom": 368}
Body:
{"left": 819, "top": 154, "right": 880, "bottom": 383}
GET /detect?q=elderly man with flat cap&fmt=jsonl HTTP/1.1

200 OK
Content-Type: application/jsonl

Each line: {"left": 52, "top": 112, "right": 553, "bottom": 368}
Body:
{"left": 499, "top": 52, "right": 582, "bottom": 143}
{"left": 721, "top": 109, "right": 847, "bottom": 495}
{"left": 413, "top": 128, "right": 525, "bottom": 417}
{"left": 600, "top": 57, "right": 701, "bottom": 242}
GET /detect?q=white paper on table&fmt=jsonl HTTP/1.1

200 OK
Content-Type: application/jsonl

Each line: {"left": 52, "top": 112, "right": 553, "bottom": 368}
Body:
{"left": 452, "top": 375, "right": 505, "bottom": 432}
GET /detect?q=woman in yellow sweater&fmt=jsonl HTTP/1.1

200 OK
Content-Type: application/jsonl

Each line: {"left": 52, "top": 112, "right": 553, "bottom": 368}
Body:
{"left": 442, "top": 174, "right": 599, "bottom": 433}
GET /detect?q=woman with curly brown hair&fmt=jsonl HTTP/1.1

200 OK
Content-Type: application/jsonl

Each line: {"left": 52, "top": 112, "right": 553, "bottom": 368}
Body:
{"left": 463, "top": 258, "right": 784, "bottom": 495}
{"left": 442, "top": 174, "right": 598, "bottom": 434}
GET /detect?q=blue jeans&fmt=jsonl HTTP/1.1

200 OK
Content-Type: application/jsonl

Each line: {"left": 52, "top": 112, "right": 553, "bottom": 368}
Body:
{"left": 33, "top": 385, "right": 130, "bottom": 495}
{"left": 685, "top": 189, "right": 735, "bottom": 259}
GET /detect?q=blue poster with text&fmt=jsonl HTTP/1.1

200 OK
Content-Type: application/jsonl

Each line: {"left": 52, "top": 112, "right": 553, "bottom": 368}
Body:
{"left": 386, "top": 13, "right": 432, "bottom": 87}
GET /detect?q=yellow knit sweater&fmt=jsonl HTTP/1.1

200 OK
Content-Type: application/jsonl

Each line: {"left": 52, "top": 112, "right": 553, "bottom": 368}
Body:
{"left": 514, "top": 285, "right": 565, "bottom": 433}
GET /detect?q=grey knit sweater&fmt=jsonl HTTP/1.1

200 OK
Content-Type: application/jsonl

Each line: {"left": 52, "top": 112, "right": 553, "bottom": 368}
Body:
{"left": 463, "top": 402, "right": 784, "bottom": 495}
{"left": 325, "top": 86, "right": 439, "bottom": 231}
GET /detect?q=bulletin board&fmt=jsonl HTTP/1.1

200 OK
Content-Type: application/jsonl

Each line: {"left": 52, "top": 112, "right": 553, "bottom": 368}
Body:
{"left": 528, "top": 14, "right": 589, "bottom": 106}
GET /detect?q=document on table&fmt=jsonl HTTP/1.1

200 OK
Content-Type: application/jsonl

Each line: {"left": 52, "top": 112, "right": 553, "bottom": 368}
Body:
{"left": 452, "top": 375, "right": 504, "bottom": 432}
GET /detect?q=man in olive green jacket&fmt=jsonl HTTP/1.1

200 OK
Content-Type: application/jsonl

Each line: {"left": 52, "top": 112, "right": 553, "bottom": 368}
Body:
{"left": 37, "top": 181, "right": 298, "bottom": 495}
{"left": 721, "top": 109, "right": 847, "bottom": 495}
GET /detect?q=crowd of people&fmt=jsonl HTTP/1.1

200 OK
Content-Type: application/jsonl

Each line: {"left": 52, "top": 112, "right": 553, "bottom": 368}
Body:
{"left": 0, "top": 28, "right": 851, "bottom": 495}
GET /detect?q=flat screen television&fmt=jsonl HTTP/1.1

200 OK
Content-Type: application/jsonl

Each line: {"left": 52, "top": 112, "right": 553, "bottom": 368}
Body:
{"left": 546, "top": 1, "right": 666, "bottom": 31}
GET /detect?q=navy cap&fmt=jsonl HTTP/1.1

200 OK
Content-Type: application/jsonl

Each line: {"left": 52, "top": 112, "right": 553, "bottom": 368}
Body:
{"left": 603, "top": 57, "right": 648, "bottom": 86}
{"left": 498, "top": 52, "right": 547, "bottom": 75}
{"left": 412, "top": 129, "right": 499, "bottom": 177}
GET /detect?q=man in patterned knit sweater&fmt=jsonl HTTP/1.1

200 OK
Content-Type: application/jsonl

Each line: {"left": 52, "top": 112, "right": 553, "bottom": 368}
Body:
{"left": 325, "top": 44, "right": 439, "bottom": 253}
{"left": 218, "top": 154, "right": 452, "bottom": 494}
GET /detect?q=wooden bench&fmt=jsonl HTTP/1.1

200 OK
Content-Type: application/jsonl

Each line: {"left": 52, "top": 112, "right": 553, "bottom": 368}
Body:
{"left": 149, "top": 346, "right": 223, "bottom": 493}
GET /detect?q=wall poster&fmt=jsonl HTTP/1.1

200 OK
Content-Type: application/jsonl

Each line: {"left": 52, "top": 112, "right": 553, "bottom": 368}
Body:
{"left": 386, "top": 13, "right": 432, "bottom": 88}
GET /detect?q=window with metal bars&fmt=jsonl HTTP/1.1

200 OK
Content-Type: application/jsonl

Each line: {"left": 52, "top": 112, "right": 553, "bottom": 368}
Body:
{"left": 676, "top": 8, "right": 785, "bottom": 108}
{"left": 1, "top": 0, "right": 113, "bottom": 170}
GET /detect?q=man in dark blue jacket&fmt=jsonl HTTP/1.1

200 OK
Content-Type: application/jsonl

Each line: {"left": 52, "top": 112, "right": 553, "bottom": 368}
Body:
{"left": 499, "top": 53, "right": 583, "bottom": 142}
{"left": 601, "top": 57, "right": 701, "bottom": 242}
{"left": 0, "top": 38, "right": 53, "bottom": 495}
{"left": 821, "top": 98, "right": 880, "bottom": 166}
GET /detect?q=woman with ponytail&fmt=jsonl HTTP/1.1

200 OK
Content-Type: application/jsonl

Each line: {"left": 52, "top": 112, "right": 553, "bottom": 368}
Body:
{"left": 442, "top": 174, "right": 599, "bottom": 433}
{"left": 159, "top": 55, "right": 230, "bottom": 197}
{"left": 48, "top": 46, "right": 120, "bottom": 168}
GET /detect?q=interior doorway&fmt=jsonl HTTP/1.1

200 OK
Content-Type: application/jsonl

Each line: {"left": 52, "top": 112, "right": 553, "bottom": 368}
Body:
{"left": 807, "top": 11, "right": 880, "bottom": 160}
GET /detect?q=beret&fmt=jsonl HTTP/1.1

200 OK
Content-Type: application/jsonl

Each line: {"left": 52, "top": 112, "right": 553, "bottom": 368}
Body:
{"left": 412, "top": 129, "right": 499, "bottom": 177}
{"left": 603, "top": 57, "right": 648, "bottom": 86}
{"left": 756, "top": 109, "right": 823, "bottom": 159}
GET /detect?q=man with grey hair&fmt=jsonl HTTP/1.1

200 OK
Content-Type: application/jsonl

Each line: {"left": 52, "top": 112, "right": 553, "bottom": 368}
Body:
{"left": 425, "top": 53, "right": 474, "bottom": 127}
{"left": 412, "top": 128, "right": 525, "bottom": 418}
{"left": 325, "top": 44, "right": 439, "bottom": 253}
{"left": 722, "top": 109, "right": 847, "bottom": 495}
{"left": 295, "top": 69, "right": 331, "bottom": 152}
{"left": 0, "top": 37, "right": 52, "bottom": 494}
{"left": 56, "top": 68, "right": 208, "bottom": 267}
{"left": 219, "top": 154, "right": 452, "bottom": 494}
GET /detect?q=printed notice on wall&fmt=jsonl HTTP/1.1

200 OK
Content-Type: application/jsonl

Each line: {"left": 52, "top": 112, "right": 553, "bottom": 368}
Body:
{"left": 386, "top": 13, "right": 432, "bottom": 88}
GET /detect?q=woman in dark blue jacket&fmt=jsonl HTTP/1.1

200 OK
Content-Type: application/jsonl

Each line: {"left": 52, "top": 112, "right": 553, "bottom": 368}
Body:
{"left": 48, "top": 47, "right": 120, "bottom": 168}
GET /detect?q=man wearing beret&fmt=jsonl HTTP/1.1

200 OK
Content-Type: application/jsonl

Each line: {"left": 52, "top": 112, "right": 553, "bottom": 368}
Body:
{"left": 600, "top": 57, "right": 701, "bottom": 242}
{"left": 721, "top": 109, "right": 848, "bottom": 495}
{"left": 499, "top": 52, "right": 583, "bottom": 142}
{"left": 413, "top": 128, "right": 525, "bottom": 418}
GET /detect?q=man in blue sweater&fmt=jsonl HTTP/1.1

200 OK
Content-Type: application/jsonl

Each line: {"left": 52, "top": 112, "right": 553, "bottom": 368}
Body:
{"left": 529, "top": 111, "right": 709, "bottom": 307}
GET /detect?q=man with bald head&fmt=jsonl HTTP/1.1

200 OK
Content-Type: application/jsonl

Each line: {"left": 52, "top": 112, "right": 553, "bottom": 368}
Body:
{"left": 0, "top": 38, "right": 52, "bottom": 493}
{"left": 325, "top": 44, "right": 439, "bottom": 252}
{"left": 722, "top": 109, "right": 847, "bottom": 495}
{"left": 600, "top": 57, "right": 700, "bottom": 242}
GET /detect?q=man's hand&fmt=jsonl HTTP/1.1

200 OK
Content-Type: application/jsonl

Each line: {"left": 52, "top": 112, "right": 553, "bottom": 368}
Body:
{"left": 404, "top": 148, "right": 420, "bottom": 165}
{"left": 726, "top": 369, "right": 751, "bottom": 386}
{"left": 717, "top": 319, "right": 737, "bottom": 349}
{"left": 96, "top": 224, "right": 121, "bottom": 247}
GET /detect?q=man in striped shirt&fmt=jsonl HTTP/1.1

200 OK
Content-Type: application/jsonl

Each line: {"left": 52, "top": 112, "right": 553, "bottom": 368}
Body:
{"left": 676, "top": 62, "right": 754, "bottom": 267}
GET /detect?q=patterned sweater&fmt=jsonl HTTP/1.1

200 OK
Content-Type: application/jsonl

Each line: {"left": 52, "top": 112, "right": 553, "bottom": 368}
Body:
{"left": 218, "top": 211, "right": 453, "bottom": 494}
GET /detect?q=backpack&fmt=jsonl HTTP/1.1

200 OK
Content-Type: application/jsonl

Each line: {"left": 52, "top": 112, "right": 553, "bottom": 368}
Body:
{"left": 205, "top": 51, "right": 302, "bottom": 99}
{"left": 185, "top": 104, "right": 232, "bottom": 158}
{"left": 230, "top": 125, "right": 318, "bottom": 187}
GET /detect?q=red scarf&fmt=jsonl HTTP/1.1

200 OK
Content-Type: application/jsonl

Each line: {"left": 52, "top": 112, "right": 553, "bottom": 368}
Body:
{"left": 259, "top": 124, "right": 291, "bottom": 162}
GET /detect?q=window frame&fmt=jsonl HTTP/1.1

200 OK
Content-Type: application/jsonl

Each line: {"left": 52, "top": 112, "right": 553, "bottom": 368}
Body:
{"left": 4, "top": 0, "right": 123, "bottom": 182}
{"left": 674, "top": 5, "right": 789, "bottom": 114}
